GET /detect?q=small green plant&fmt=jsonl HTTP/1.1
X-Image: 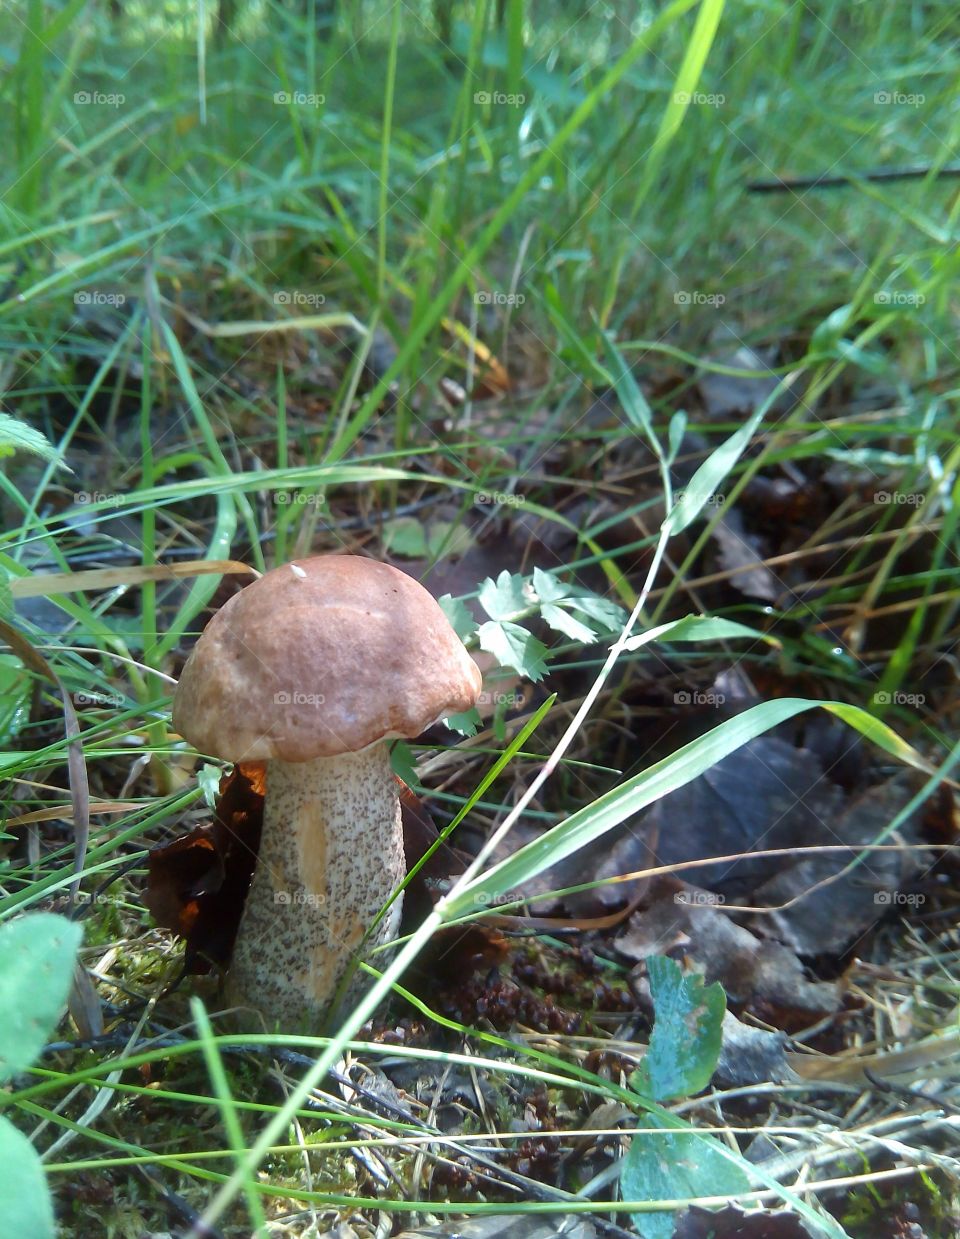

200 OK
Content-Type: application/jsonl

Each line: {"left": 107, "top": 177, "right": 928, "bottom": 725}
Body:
{"left": 0, "top": 912, "right": 83, "bottom": 1238}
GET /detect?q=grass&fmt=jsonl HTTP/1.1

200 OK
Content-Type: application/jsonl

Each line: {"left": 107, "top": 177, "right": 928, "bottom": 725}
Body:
{"left": 1, "top": 0, "right": 960, "bottom": 1235}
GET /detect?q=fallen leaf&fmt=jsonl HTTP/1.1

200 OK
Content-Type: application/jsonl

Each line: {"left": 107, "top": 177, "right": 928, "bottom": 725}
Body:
{"left": 615, "top": 877, "right": 841, "bottom": 1030}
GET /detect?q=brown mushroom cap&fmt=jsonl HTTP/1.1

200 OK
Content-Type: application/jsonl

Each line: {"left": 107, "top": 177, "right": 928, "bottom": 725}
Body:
{"left": 173, "top": 555, "right": 482, "bottom": 762}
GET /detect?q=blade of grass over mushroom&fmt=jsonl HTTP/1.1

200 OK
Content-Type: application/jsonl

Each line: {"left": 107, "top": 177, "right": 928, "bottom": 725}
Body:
{"left": 442, "top": 699, "right": 932, "bottom": 918}
{"left": 368, "top": 695, "right": 557, "bottom": 941}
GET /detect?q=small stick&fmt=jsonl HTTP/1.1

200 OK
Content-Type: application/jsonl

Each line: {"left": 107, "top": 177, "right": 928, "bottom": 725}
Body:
{"left": 748, "top": 164, "right": 960, "bottom": 193}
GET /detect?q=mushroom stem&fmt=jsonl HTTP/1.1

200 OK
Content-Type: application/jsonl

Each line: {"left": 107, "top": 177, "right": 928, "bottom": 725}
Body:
{"left": 225, "top": 744, "right": 405, "bottom": 1030}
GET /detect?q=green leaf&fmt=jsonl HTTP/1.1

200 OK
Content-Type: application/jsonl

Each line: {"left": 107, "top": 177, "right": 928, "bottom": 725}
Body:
{"left": 563, "top": 593, "right": 627, "bottom": 632}
{"left": 531, "top": 566, "right": 570, "bottom": 603}
{"left": 381, "top": 517, "right": 429, "bottom": 558}
{"left": 0, "top": 414, "right": 67, "bottom": 469}
{"left": 383, "top": 518, "right": 472, "bottom": 559}
{"left": 621, "top": 1112, "right": 750, "bottom": 1239}
{"left": 478, "top": 620, "right": 548, "bottom": 681}
{"left": 197, "top": 763, "right": 222, "bottom": 810}
{"left": 0, "top": 913, "right": 83, "bottom": 1081}
{"left": 478, "top": 570, "right": 529, "bottom": 621}
{"left": 540, "top": 602, "right": 598, "bottom": 644}
{"left": 599, "top": 330, "right": 658, "bottom": 443}
{"left": 442, "top": 708, "right": 481, "bottom": 737}
{"left": 390, "top": 741, "right": 422, "bottom": 790}
{"left": 667, "top": 411, "right": 687, "bottom": 464}
{"left": 623, "top": 614, "right": 779, "bottom": 652}
{"left": 0, "top": 1116, "right": 55, "bottom": 1239}
{"left": 810, "top": 303, "right": 854, "bottom": 352}
{"left": 666, "top": 397, "right": 768, "bottom": 535}
{"left": 632, "top": 956, "right": 725, "bottom": 1102}
{"left": 438, "top": 593, "right": 477, "bottom": 641}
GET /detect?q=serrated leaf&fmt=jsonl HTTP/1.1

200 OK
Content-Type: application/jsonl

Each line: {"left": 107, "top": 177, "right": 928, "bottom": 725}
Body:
{"left": 478, "top": 620, "right": 548, "bottom": 681}
{"left": 621, "top": 1112, "right": 750, "bottom": 1239}
{"left": 532, "top": 566, "right": 569, "bottom": 603}
{"left": 563, "top": 593, "right": 627, "bottom": 632}
{"left": 478, "top": 571, "right": 529, "bottom": 621}
{"left": 443, "top": 707, "right": 481, "bottom": 736}
{"left": 390, "top": 740, "right": 422, "bottom": 790}
{"left": 0, "top": 1116, "right": 55, "bottom": 1239}
{"left": 541, "top": 602, "right": 598, "bottom": 644}
{"left": 0, "top": 913, "right": 83, "bottom": 1081}
{"left": 438, "top": 593, "right": 477, "bottom": 641}
{"left": 0, "top": 414, "right": 68, "bottom": 469}
{"left": 632, "top": 956, "right": 725, "bottom": 1102}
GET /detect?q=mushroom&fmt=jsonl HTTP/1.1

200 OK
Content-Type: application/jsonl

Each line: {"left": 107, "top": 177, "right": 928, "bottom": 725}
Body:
{"left": 172, "top": 555, "right": 481, "bottom": 1030}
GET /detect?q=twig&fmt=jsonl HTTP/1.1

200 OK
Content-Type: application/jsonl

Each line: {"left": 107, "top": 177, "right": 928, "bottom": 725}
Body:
{"left": 748, "top": 163, "right": 960, "bottom": 193}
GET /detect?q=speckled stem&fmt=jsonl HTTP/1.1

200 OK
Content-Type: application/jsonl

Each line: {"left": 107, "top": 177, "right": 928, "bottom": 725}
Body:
{"left": 224, "top": 744, "right": 405, "bottom": 1031}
